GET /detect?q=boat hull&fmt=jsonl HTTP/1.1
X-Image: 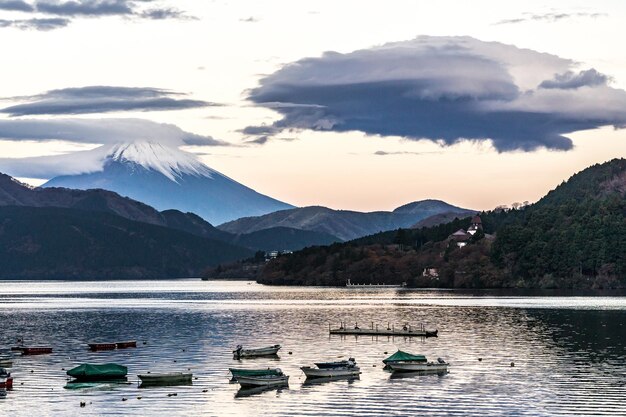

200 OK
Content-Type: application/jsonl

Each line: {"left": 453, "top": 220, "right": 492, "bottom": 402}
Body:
{"left": 0, "top": 361, "right": 12, "bottom": 368}
{"left": 138, "top": 373, "right": 193, "bottom": 387}
{"left": 229, "top": 368, "right": 282, "bottom": 380}
{"left": 233, "top": 345, "right": 281, "bottom": 359}
{"left": 387, "top": 362, "right": 449, "bottom": 373}
{"left": 301, "top": 366, "right": 361, "bottom": 378}
{"left": 116, "top": 341, "right": 137, "bottom": 349}
{"left": 0, "top": 377, "right": 12, "bottom": 389}
{"left": 236, "top": 375, "right": 289, "bottom": 388}
{"left": 21, "top": 347, "right": 52, "bottom": 355}
{"left": 89, "top": 343, "right": 116, "bottom": 351}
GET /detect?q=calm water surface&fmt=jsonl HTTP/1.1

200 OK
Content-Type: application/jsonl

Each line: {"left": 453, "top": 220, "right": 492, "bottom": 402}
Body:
{"left": 1, "top": 280, "right": 625, "bottom": 416}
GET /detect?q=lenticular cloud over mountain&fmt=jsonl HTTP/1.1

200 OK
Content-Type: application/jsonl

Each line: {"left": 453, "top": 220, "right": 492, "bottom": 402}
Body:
{"left": 247, "top": 36, "right": 626, "bottom": 151}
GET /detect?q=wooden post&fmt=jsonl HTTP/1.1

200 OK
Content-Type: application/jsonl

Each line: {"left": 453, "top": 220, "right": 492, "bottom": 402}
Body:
{"left": 371, "top": 321, "right": 374, "bottom": 329}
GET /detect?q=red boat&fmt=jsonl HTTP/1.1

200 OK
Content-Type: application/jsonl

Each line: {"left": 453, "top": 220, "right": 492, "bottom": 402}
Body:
{"left": 21, "top": 347, "right": 52, "bottom": 355}
{"left": 88, "top": 343, "right": 116, "bottom": 351}
{"left": 116, "top": 341, "right": 137, "bottom": 349}
{"left": 0, "top": 372, "right": 13, "bottom": 390}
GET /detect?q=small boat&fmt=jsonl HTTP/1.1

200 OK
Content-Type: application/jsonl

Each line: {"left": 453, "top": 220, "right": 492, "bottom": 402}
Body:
{"left": 0, "top": 355, "right": 12, "bottom": 368}
{"left": 20, "top": 347, "right": 52, "bottom": 355}
{"left": 233, "top": 344, "right": 281, "bottom": 359}
{"left": 88, "top": 343, "right": 116, "bottom": 351}
{"left": 236, "top": 374, "right": 289, "bottom": 388}
{"left": 115, "top": 341, "right": 137, "bottom": 349}
{"left": 138, "top": 372, "right": 193, "bottom": 387}
{"left": 383, "top": 350, "right": 449, "bottom": 373}
{"left": 314, "top": 357, "right": 357, "bottom": 369}
{"left": 0, "top": 369, "right": 13, "bottom": 389}
{"left": 67, "top": 363, "right": 128, "bottom": 381}
{"left": 302, "top": 357, "right": 361, "bottom": 378}
{"left": 229, "top": 368, "right": 283, "bottom": 381}
{"left": 301, "top": 366, "right": 361, "bottom": 378}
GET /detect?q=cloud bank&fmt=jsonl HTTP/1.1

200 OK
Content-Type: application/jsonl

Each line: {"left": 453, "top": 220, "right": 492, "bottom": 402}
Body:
{"left": 0, "top": 0, "right": 192, "bottom": 30}
{"left": 246, "top": 36, "right": 626, "bottom": 152}
{"left": 1, "top": 86, "right": 217, "bottom": 116}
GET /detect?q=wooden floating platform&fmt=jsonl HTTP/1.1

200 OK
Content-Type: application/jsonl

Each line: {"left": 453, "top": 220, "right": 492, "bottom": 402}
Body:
{"left": 329, "top": 322, "right": 438, "bottom": 337}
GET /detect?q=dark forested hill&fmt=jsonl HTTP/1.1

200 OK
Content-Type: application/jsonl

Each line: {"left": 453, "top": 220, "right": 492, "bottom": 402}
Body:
{"left": 0, "top": 206, "right": 253, "bottom": 279}
{"left": 258, "top": 159, "right": 626, "bottom": 288}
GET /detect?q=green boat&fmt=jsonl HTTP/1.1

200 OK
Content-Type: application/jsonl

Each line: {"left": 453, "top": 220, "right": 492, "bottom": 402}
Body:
{"left": 66, "top": 363, "right": 128, "bottom": 381}
{"left": 382, "top": 351, "right": 427, "bottom": 369}
{"left": 229, "top": 368, "right": 282, "bottom": 380}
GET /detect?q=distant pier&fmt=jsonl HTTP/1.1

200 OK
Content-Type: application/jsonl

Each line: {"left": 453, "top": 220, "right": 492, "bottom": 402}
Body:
{"left": 329, "top": 322, "right": 438, "bottom": 337}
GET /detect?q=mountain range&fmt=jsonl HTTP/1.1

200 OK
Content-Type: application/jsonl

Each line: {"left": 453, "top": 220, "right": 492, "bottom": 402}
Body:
{"left": 218, "top": 200, "right": 474, "bottom": 241}
{"left": 43, "top": 142, "right": 294, "bottom": 225}
{"left": 258, "top": 158, "right": 626, "bottom": 288}
{"left": 0, "top": 173, "right": 340, "bottom": 278}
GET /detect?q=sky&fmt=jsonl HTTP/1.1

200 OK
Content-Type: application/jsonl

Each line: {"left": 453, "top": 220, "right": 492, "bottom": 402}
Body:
{"left": 0, "top": 0, "right": 625, "bottom": 212}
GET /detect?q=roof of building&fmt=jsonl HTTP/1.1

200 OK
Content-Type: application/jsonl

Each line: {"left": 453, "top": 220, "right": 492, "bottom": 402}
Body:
{"left": 471, "top": 215, "right": 482, "bottom": 224}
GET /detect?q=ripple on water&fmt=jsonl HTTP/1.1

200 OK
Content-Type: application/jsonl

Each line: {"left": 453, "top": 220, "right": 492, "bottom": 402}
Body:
{"left": 1, "top": 280, "right": 626, "bottom": 416}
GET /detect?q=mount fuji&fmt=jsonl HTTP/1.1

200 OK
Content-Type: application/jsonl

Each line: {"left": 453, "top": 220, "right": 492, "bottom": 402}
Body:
{"left": 43, "top": 142, "right": 294, "bottom": 225}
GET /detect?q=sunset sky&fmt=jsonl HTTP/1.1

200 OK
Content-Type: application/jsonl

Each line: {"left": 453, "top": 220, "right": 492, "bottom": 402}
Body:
{"left": 1, "top": 0, "right": 625, "bottom": 212}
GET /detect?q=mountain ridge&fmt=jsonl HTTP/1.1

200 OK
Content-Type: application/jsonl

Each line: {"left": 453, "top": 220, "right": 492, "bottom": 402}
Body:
{"left": 218, "top": 200, "right": 474, "bottom": 241}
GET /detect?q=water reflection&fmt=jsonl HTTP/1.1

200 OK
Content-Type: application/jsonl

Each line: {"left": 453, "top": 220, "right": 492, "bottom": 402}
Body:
{"left": 1, "top": 280, "right": 626, "bottom": 416}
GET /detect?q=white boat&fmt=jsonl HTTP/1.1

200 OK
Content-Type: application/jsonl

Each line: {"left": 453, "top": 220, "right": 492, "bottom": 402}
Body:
{"left": 301, "top": 366, "right": 361, "bottom": 378}
{"left": 233, "top": 344, "right": 281, "bottom": 359}
{"left": 236, "top": 374, "right": 289, "bottom": 388}
{"left": 138, "top": 372, "right": 192, "bottom": 386}
{"left": 387, "top": 359, "right": 449, "bottom": 373}
{"left": 302, "top": 357, "right": 361, "bottom": 378}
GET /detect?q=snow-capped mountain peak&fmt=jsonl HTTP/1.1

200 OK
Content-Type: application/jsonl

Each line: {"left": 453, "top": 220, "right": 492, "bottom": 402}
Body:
{"left": 106, "top": 142, "right": 215, "bottom": 182}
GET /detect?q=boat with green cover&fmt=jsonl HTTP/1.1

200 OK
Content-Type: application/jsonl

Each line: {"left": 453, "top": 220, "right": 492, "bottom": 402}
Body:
{"left": 383, "top": 350, "right": 427, "bottom": 364}
{"left": 229, "top": 368, "right": 282, "bottom": 380}
{"left": 66, "top": 364, "right": 128, "bottom": 381}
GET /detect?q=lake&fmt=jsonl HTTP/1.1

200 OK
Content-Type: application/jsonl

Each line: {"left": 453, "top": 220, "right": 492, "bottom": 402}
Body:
{"left": 1, "top": 280, "right": 625, "bottom": 416}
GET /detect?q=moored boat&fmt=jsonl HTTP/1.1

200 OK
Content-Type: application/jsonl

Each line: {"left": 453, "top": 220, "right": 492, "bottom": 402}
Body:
{"left": 314, "top": 357, "right": 357, "bottom": 369}
{"left": 301, "top": 366, "right": 361, "bottom": 378}
{"left": 88, "top": 343, "right": 116, "bottom": 351}
{"left": 229, "top": 368, "right": 282, "bottom": 380}
{"left": 236, "top": 374, "right": 289, "bottom": 388}
{"left": 233, "top": 344, "right": 281, "bottom": 359}
{"left": 0, "top": 361, "right": 12, "bottom": 368}
{"left": 20, "top": 347, "right": 52, "bottom": 355}
{"left": 302, "top": 357, "right": 360, "bottom": 378}
{"left": 383, "top": 350, "right": 448, "bottom": 373}
{"left": 67, "top": 363, "right": 128, "bottom": 381}
{"left": 138, "top": 372, "right": 193, "bottom": 387}
{"left": 0, "top": 369, "right": 13, "bottom": 389}
{"left": 115, "top": 341, "right": 137, "bottom": 349}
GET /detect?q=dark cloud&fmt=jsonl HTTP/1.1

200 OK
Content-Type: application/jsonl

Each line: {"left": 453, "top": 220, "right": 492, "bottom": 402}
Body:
{"left": 246, "top": 36, "right": 626, "bottom": 152}
{"left": 374, "top": 150, "right": 442, "bottom": 156}
{"left": 0, "top": 0, "right": 193, "bottom": 30}
{"left": 35, "top": 0, "right": 134, "bottom": 16}
{"left": 140, "top": 7, "right": 193, "bottom": 20}
{"left": 1, "top": 86, "right": 218, "bottom": 116}
{"left": 539, "top": 69, "right": 611, "bottom": 90}
{"left": 495, "top": 11, "right": 606, "bottom": 25}
{"left": 0, "top": 0, "right": 34, "bottom": 11}
{"left": 0, "top": 118, "right": 226, "bottom": 147}
{"left": 0, "top": 16, "right": 69, "bottom": 29}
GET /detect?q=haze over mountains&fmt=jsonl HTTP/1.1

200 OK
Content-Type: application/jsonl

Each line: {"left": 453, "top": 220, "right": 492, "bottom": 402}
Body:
{"left": 218, "top": 200, "right": 474, "bottom": 241}
{"left": 43, "top": 142, "right": 294, "bottom": 225}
